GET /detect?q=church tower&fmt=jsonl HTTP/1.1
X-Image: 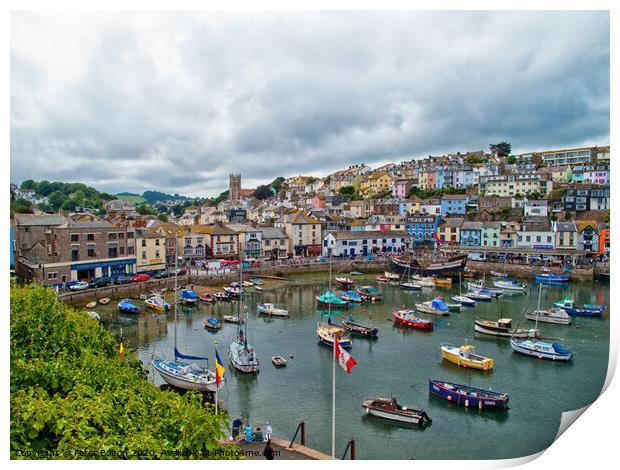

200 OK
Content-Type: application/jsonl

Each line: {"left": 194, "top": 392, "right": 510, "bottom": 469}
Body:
{"left": 229, "top": 173, "right": 241, "bottom": 202}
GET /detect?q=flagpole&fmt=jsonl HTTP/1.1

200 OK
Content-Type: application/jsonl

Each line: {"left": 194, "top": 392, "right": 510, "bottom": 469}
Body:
{"left": 332, "top": 335, "right": 336, "bottom": 459}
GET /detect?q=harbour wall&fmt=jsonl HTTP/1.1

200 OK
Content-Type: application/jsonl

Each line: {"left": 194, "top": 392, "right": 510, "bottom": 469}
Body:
{"left": 467, "top": 261, "right": 594, "bottom": 282}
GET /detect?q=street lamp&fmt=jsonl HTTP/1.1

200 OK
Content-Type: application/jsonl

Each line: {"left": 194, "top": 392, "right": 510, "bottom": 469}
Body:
{"left": 38, "top": 262, "right": 45, "bottom": 286}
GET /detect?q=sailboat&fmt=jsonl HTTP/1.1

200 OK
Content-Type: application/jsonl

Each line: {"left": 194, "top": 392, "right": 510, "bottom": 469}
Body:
{"left": 525, "top": 283, "right": 571, "bottom": 325}
{"left": 317, "top": 254, "right": 352, "bottom": 348}
{"left": 399, "top": 263, "right": 422, "bottom": 290}
{"left": 152, "top": 243, "right": 218, "bottom": 392}
{"left": 229, "top": 254, "right": 260, "bottom": 373}
{"left": 452, "top": 271, "right": 476, "bottom": 306}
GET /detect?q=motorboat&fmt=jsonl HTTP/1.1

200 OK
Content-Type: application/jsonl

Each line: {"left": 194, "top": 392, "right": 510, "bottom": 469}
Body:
{"left": 362, "top": 397, "right": 432, "bottom": 425}
{"left": 335, "top": 276, "right": 355, "bottom": 287}
{"left": 356, "top": 286, "right": 383, "bottom": 302}
{"left": 340, "top": 290, "right": 365, "bottom": 303}
{"left": 440, "top": 344, "right": 494, "bottom": 371}
{"left": 223, "top": 315, "right": 243, "bottom": 324}
{"left": 415, "top": 298, "right": 450, "bottom": 316}
{"left": 316, "top": 290, "right": 349, "bottom": 309}
{"left": 399, "top": 281, "right": 422, "bottom": 291}
{"left": 452, "top": 295, "right": 476, "bottom": 306}
{"left": 178, "top": 289, "right": 200, "bottom": 304}
{"left": 465, "top": 290, "right": 492, "bottom": 302}
{"left": 376, "top": 275, "right": 390, "bottom": 283}
{"left": 257, "top": 303, "right": 290, "bottom": 317}
{"left": 224, "top": 286, "right": 241, "bottom": 297}
{"left": 118, "top": 299, "right": 140, "bottom": 314}
{"left": 428, "top": 379, "right": 509, "bottom": 410}
{"left": 203, "top": 316, "right": 222, "bottom": 330}
{"left": 214, "top": 291, "right": 231, "bottom": 301}
{"left": 432, "top": 277, "right": 452, "bottom": 286}
{"left": 525, "top": 308, "right": 571, "bottom": 325}
{"left": 272, "top": 356, "right": 287, "bottom": 367}
{"left": 474, "top": 318, "right": 539, "bottom": 338}
{"left": 98, "top": 298, "right": 110, "bottom": 305}
{"left": 410, "top": 275, "right": 435, "bottom": 287}
{"left": 250, "top": 278, "right": 264, "bottom": 285}
{"left": 392, "top": 309, "right": 433, "bottom": 330}
{"left": 492, "top": 279, "right": 528, "bottom": 292}
{"left": 384, "top": 271, "right": 400, "bottom": 281}
{"left": 535, "top": 272, "right": 570, "bottom": 283}
{"left": 85, "top": 301, "right": 97, "bottom": 309}
{"left": 554, "top": 296, "right": 605, "bottom": 316}
{"left": 510, "top": 339, "right": 573, "bottom": 361}
{"left": 199, "top": 293, "right": 215, "bottom": 303}
{"left": 145, "top": 295, "right": 170, "bottom": 312}
{"left": 317, "top": 321, "right": 352, "bottom": 348}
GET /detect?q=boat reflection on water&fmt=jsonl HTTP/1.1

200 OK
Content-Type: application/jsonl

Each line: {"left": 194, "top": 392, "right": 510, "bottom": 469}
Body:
{"left": 361, "top": 413, "right": 432, "bottom": 431}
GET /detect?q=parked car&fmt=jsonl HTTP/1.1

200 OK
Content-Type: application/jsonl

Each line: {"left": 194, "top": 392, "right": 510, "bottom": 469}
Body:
{"left": 220, "top": 259, "right": 240, "bottom": 267}
{"left": 153, "top": 271, "right": 171, "bottom": 279}
{"left": 132, "top": 274, "right": 151, "bottom": 282}
{"left": 175, "top": 269, "right": 187, "bottom": 276}
{"left": 89, "top": 276, "right": 112, "bottom": 288}
{"left": 69, "top": 281, "right": 89, "bottom": 291}
{"left": 114, "top": 275, "right": 134, "bottom": 285}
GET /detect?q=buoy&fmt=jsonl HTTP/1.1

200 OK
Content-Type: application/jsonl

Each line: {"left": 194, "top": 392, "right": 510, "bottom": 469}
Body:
{"left": 447, "top": 395, "right": 452, "bottom": 401}
{"left": 538, "top": 354, "right": 543, "bottom": 359}
{"left": 465, "top": 399, "right": 469, "bottom": 407}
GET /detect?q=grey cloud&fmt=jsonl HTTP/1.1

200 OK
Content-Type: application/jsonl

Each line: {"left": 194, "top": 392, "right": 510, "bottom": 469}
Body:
{"left": 10, "top": 11, "right": 609, "bottom": 197}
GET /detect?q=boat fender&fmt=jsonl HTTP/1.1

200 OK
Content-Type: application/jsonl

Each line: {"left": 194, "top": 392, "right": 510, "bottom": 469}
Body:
{"left": 478, "top": 401, "right": 483, "bottom": 410}
{"left": 465, "top": 399, "right": 469, "bottom": 407}
{"left": 447, "top": 396, "right": 452, "bottom": 401}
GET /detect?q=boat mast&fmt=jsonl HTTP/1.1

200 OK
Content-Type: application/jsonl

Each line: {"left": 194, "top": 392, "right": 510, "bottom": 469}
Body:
{"left": 173, "top": 237, "right": 178, "bottom": 360}
{"left": 535, "top": 282, "right": 542, "bottom": 331}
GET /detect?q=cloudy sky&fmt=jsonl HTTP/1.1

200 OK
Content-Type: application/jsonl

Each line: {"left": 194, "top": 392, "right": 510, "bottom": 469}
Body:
{"left": 11, "top": 11, "right": 609, "bottom": 197}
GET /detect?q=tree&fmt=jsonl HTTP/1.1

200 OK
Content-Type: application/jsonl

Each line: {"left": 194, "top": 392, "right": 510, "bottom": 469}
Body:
{"left": 172, "top": 204, "right": 184, "bottom": 217}
{"left": 489, "top": 142, "right": 512, "bottom": 157}
{"left": 501, "top": 207, "right": 512, "bottom": 219}
{"left": 338, "top": 185, "right": 356, "bottom": 196}
{"left": 48, "top": 190, "right": 67, "bottom": 211}
{"left": 19, "top": 179, "right": 37, "bottom": 190}
{"left": 10, "top": 283, "right": 233, "bottom": 459}
{"left": 36, "top": 180, "right": 54, "bottom": 196}
{"left": 547, "top": 188, "right": 566, "bottom": 201}
{"left": 253, "top": 185, "right": 273, "bottom": 200}
{"left": 157, "top": 213, "right": 168, "bottom": 222}
{"left": 565, "top": 212, "right": 573, "bottom": 221}
{"left": 506, "top": 155, "right": 517, "bottom": 164}
{"left": 466, "top": 155, "right": 484, "bottom": 165}
{"left": 603, "top": 210, "right": 610, "bottom": 224}
{"left": 136, "top": 204, "right": 154, "bottom": 215}
{"left": 306, "top": 176, "right": 317, "bottom": 184}
{"left": 10, "top": 200, "right": 33, "bottom": 214}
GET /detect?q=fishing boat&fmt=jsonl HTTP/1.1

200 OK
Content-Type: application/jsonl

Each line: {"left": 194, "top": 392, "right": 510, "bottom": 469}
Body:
{"left": 145, "top": 295, "right": 170, "bottom": 312}
{"left": 490, "top": 271, "right": 509, "bottom": 279}
{"left": 452, "top": 295, "right": 476, "bottom": 306}
{"left": 250, "top": 278, "right": 264, "bottom": 285}
{"left": 272, "top": 356, "right": 287, "bottom": 367}
{"left": 199, "top": 293, "right": 215, "bottom": 303}
{"left": 341, "top": 290, "right": 365, "bottom": 303}
{"left": 467, "top": 279, "right": 503, "bottom": 297}
{"left": 525, "top": 309, "right": 571, "bottom": 325}
{"left": 492, "top": 278, "right": 527, "bottom": 292}
{"left": 474, "top": 318, "right": 539, "bottom": 338}
{"left": 178, "top": 289, "right": 199, "bottom": 304}
{"left": 384, "top": 271, "right": 400, "bottom": 281}
{"left": 415, "top": 298, "right": 450, "bottom": 316}
{"left": 316, "top": 290, "right": 349, "bottom": 309}
{"left": 440, "top": 344, "right": 494, "bottom": 371}
{"left": 465, "top": 290, "right": 492, "bottom": 302}
{"left": 362, "top": 397, "right": 432, "bottom": 425}
{"left": 342, "top": 314, "right": 378, "bottom": 338}
{"left": 223, "top": 315, "right": 243, "bottom": 324}
{"left": 98, "top": 298, "right": 110, "bottom": 305}
{"left": 257, "top": 303, "right": 290, "bottom": 317}
{"left": 389, "top": 252, "right": 468, "bottom": 277}
{"left": 152, "top": 243, "right": 218, "bottom": 393}
{"left": 554, "top": 296, "right": 606, "bottom": 315}
{"left": 85, "top": 301, "right": 97, "bottom": 308}
{"left": 428, "top": 379, "right": 509, "bottom": 410}
{"left": 118, "top": 299, "right": 140, "bottom": 314}
{"left": 335, "top": 276, "right": 355, "bottom": 287}
{"left": 356, "top": 285, "right": 383, "bottom": 302}
{"left": 317, "top": 321, "right": 352, "bottom": 348}
{"left": 392, "top": 309, "right": 434, "bottom": 330}
{"left": 432, "top": 277, "right": 453, "bottom": 286}
{"left": 214, "top": 291, "right": 231, "bottom": 301}
{"left": 410, "top": 275, "right": 435, "bottom": 287}
{"left": 376, "top": 275, "right": 390, "bottom": 283}
{"left": 229, "top": 257, "right": 260, "bottom": 374}
{"left": 535, "top": 272, "right": 570, "bottom": 283}
{"left": 510, "top": 339, "right": 573, "bottom": 361}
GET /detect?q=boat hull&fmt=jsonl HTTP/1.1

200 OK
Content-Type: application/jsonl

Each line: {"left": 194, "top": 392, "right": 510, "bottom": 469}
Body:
{"left": 392, "top": 311, "right": 433, "bottom": 330}
{"left": 316, "top": 298, "right": 349, "bottom": 310}
{"left": 389, "top": 254, "right": 467, "bottom": 277}
{"left": 474, "top": 322, "right": 538, "bottom": 338}
{"left": 428, "top": 379, "right": 509, "bottom": 410}
{"left": 525, "top": 312, "right": 571, "bottom": 325}
{"left": 510, "top": 340, "right": 573, "bottom": 361}
{"left": 152, "top": 360, "right": 218, "bottom": 393}
{"left": 343, "top": 320, "right": 378, "bottom": 338}
{"left": 363, "top": 406, "right": 425, "bottom": 424}
{"left": 440, "top": 347, "right": 494, "bottom": 371}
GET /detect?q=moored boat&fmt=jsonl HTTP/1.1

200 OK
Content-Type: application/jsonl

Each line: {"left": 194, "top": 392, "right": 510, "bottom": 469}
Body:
{"left": 145, "top": 295, "right": 170, "bottom": 312}
{"left": 432, "top": 277, "right": 453, "bottom": 286}
{"left": 440, "top": 344, "right": 494, "bottom": 371}
{"left": 446, "top": 302, "right": 462, "bottom": 311}
{"left": 384, "top": 271, "right": 400, "bottom": 280}
{"left": 199, "top": 293, "right": 215, "bottom": 303}
{"left": 85, "top": 301, "right": 97, "bottom": 308}
{"left": 428, "top": 379, "right": 509, "bottom": 410}
{"left": 474, "top": 318, "right": 539, "bottom": 338}
{"left": 490, "top": 271, "right": 509, "bottom": 279}
{"left": 465, "top": 290, "right": 492, "bottom": 302}
{"left": 335, "top": 276, "right": 355, "bottom": 287}
{"left": 525, "top": 308, "right": 571, "bottom": 325}
{"left": 410, "top": 275, "right": 435, "bottom": 287}
{"left": 342, "top": 315, "right": 378, "bottom": 338}
{"left": 250, "top": 278, "right": 264, "bottom": 285}
{"left": 223, "top": 286, "right": 241, "bottom": 297}
{"left": 153, "top": 359, "right": 218, "bottom": 392}
{"left": 399, "top": 281, "right": 422, "bottom": 290}
{"left": 87, "top": 310, "right": 101, "bottom": 321}
{"left": 223, "top": 315, "right": 243, "bottom": 324}
{"left": 389, "top": 253, "right": 468, "bottom": 277}
{"left": 178, "top": 289, "right": 200, "bottom": 304}
{"left": 317, "top": 321, "right": 352, "bottom": 348}
{"left": 510, "top": 339, "right": 573, "bottom": 361}
{"left": 554, "top": 296, "right": 605, "bottom": 316}
{"left": 98, "top": 297, "right": 110, "bottom": 305}
{"left": 272, "top": 356, "right": 287, "bottom": 367}
{"left": 452, "top": 295, "right": 476, "bottom": 306}
{"left": 376, "top": 275, "right": 390, "bottom": 283}
{"left": 356, "top": 285, "right": 383, "bottom": 302}
{"left": 362, "top": 397, "right": 432, "bottom": 425}
{"left": 316, "top": 290, "right": 349, "bottom": 309}
{"left": 214, "top": 291, "right": 231, "bottom": 301}
{"left": 118, "top": 299, "right": 140, "bottom": 314}
{"left": 415, "top": 298, "right": 450, "bottom": 316}
{"left": 341, "top": 290, "right": 365, "bottom": 303}
{"left": 492, "top": 279, "right": 527, "bottom": 292}
{"left": 392, "top": 309, "right": 434, "bottom": 330}
{"left": 257, "top": 303, "right": 290, "bottom": 317}
{"left": 535, "top": 272, "right": 570, "bottom": 283}
{"left": 203, "top": 316, "right": 222, "bottom": 330}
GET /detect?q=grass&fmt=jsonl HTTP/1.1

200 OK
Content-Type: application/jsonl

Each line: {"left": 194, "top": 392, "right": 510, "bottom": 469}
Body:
{"left": 116, "top": 194, "right": 146, "bottom": 204}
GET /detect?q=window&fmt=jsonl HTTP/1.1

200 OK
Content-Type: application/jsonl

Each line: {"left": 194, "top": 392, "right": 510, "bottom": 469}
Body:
{"left": 119, "top": 247, "right": 125, "bottom": 255}
{"left": 47, "top": 272, "right": 58, "bottom": 280}
{"left": 128, "top": 246, "right": 135, "bottom": 255}
{"left": 71, "top": 246, "right": 79, "bottom": 261}
{"left": 119, "top": 233, "right": 125, "bottom": 239}
{"left": 87, "top": 244, "right": 95, "bottom": 257}
{"left": 71, "top": 234, "right": 79, "bottom": 242}
{"left": 155, "top": 249, "right": 160, "bottom": 258}
{"left": 109, "top": 233, "right": 117, "bottom": 240}
{"left": 127, "top": 232, "right": 134, "bottom": 239}
{"left": 142, "top": 250, "right": 147, "bottom": 259}
{"left": 141, "top": 239, "right": 146, "bottom": 247}
{"left": 87, "top": 233, "right": 95, "bottom": 241}
{"left": 108, "top": 243, "right": 118, "bottom": 258}
{"left": 155, "top": 239, "right": 160, "bottom": 246}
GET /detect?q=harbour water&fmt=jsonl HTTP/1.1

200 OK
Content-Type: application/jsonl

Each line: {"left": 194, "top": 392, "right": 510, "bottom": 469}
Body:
{"left": 96, "top": 274, "right": 609, "bottom": 460}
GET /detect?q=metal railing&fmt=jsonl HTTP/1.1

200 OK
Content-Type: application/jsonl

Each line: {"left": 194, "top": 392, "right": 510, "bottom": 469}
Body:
{"left": 288, "top": 420, "right": 305, "bottom": 448}
{"left": 341, "top": 439, "right": 356, "bottom": 460}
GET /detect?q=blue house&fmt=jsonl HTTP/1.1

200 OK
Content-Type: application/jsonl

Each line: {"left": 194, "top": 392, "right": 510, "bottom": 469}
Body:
{"left": 405, "top": 213, "right": 441, "bottom": 247}
{"left": 459, "top": 221, "right": 483, "bottom": 247}
{"left": 440, "top": 194, "right": 468, "bottom": 215}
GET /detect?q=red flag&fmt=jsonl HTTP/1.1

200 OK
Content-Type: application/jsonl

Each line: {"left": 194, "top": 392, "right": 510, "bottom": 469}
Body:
{"left": 432, "top": 232, "right": 440, "bottom": 244}
{"left": 335, "top": 338, "right": 357, "bottom": 374}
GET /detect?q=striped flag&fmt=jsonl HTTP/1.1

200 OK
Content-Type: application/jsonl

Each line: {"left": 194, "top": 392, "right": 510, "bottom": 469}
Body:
{"left": 215, "top": 349, "right": 225, "bottom": 385}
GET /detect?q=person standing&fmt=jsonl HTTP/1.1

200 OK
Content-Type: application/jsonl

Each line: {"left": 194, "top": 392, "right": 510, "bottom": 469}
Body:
{"left": 265, "top": 422, "right": 272, "bottom": 441}
{"left": 232, "top": 417, "right": 242, "bottom": 440}
{"left": 263, "top": 439, "right": 275, "bottom": 460}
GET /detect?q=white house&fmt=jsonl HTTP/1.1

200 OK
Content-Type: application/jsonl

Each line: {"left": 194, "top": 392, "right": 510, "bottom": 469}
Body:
{"left": 524, "top": 200, "right": 549, "bottom": 217}
{"left": 322, "top": 230, "right": 406, "bottom": 257}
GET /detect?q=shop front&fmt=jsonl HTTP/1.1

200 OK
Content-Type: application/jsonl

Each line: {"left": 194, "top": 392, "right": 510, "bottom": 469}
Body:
{"left": 71, "top": 258, "right": 137, "bottom": 281}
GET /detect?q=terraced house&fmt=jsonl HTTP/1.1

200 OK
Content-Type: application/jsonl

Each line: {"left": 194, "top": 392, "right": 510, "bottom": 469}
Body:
{"left": 277, "top": 211, "right": 322, "bottom": 257}
{"left": 323, "top": 230, "right": 406, "bottom": 257}
{"left": 135, "top": 228, "right": 166, "bottom": 273}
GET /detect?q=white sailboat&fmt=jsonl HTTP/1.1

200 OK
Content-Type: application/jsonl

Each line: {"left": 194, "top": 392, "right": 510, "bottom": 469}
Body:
{"left": 152, "top": 243, "right": 218, "bottom": 392}
{"left": 229, "top": 254, "right": 260, "bottom": 373}
{"left": 524, "top": 283, "right": 571, "bottom": 325}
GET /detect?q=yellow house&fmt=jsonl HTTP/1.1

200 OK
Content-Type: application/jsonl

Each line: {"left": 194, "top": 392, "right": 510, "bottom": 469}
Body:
{"left": 136, "top": 230, "right": 167, "bottom": 273}
{"left": 362, "top": 172, "right": 393, "bottom": 196}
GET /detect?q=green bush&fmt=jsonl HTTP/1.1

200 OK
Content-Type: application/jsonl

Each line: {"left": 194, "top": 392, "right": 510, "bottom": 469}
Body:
{"left": 10, "top": 284, "right": 235, "bottom": 459}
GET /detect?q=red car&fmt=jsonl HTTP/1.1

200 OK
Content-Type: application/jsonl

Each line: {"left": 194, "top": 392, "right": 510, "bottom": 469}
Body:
{"left": 132, "top": 274, "right": 151, "bottom": 282}
{"left": 220, "top": 259, "right": 240, "bottom": 267}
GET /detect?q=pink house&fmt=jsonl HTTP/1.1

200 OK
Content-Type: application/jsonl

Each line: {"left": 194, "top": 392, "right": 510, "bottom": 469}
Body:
{"left": 392, "top": 178, "right": 413, "bottom": 198}
{"left": 312, "top": 196, "right": 326, "bottom": 209}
